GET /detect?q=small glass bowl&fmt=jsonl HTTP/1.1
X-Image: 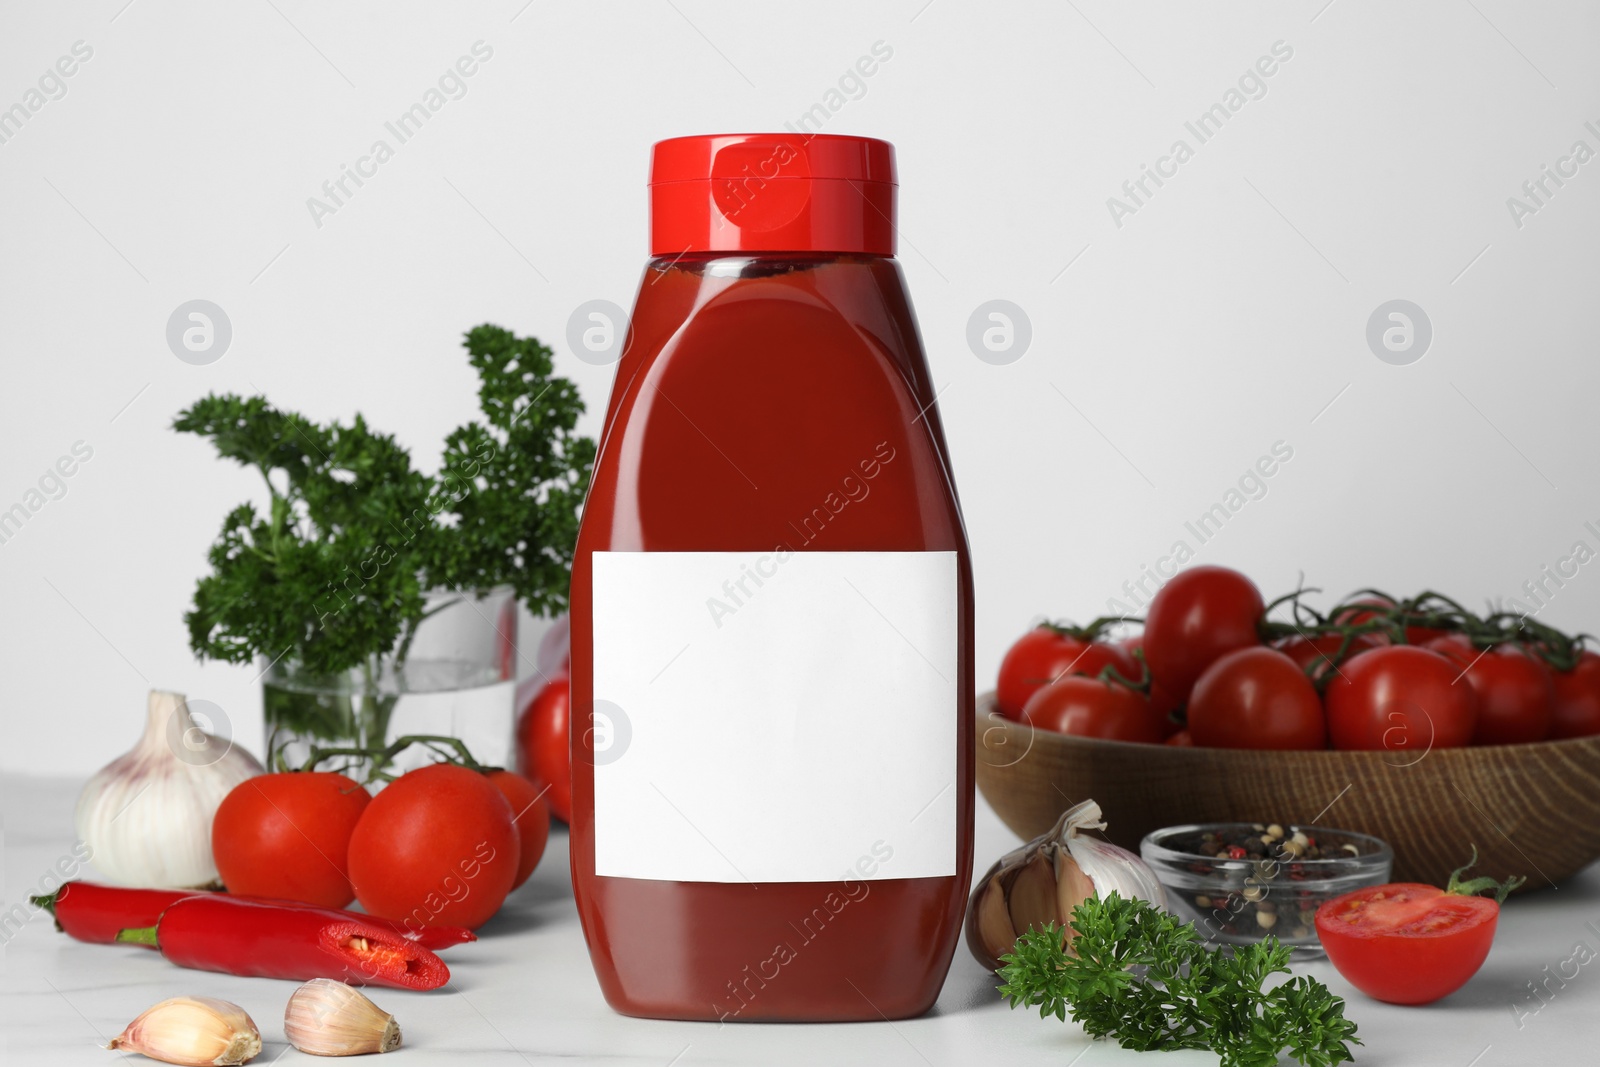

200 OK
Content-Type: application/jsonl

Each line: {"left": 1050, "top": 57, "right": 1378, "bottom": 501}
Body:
{"left": 1140, "top": 822, "right": 1392, "bottom": 958}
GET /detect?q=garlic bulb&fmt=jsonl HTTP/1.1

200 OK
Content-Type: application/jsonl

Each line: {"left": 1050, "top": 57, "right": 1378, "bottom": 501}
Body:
{"left": 75, "top": 690, "right": 263, "bottom": 887}
{"left": 108, "top": 996, "right": 261, "bottom": 1065}
{"left": 966, "top": 799, "right": 1167, "bottom": 971}
{"left": 285, "top": 979, "right": 402, "bottom": 1056}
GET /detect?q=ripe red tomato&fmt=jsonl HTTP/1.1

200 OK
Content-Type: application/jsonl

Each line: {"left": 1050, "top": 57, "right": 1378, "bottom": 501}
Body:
{"left": 517, "top": 675, "right": 572, "bottom": 822}
{"left": 1272, "top": 633, "right": 1382, "bottom": 683}
{"left": 1316, "top": 883, "right": 1501, "bottom": 1004}
{"left": 1021, "top": 677, "right": 1164, "bottom": 744}
{"left": 211, "top": 772, "right": 370, "bottom": 909}
{"left": 1142, "top": 566, "right": 1264, "bottom": 697}
{"left": 1425, "top": 638, "right": 1553, "bottom": 745}
{"left": 1551, "top": 650, "right": 1600, "bottom": 739}
{"left": 487, "top": 770, "right": 551, "bottom": 890}
{"left": 1323, "top": 646, "right": 1477, "bottom": 752}
{"left": 347, "top": 764, "right": 520, "bottom": 930}
{"left": 996, "top": 627, "right": 1136, "bottom": 719}
{"left": 1165, "top": 729, "right": 1193, "bottom": 747}
{"left": 1188, "top": 647, "right": 1326, "bottom": 750}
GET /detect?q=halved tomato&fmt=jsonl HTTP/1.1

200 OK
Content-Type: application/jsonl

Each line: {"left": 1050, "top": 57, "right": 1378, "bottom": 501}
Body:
{"left": 1315, "top": 883, "right": 1500, "bottom": 1004}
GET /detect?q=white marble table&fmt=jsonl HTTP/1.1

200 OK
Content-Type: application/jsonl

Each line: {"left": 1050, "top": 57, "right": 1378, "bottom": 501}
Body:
{"left": 4, "top": 772, "right": 1594, "bottom": 1066}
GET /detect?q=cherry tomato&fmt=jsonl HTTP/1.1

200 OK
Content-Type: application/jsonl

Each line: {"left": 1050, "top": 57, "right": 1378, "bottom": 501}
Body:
{"left": 1323, "top": 646, "right": 1477, "bottom": 752}
{"left": 996, "top": 627, "right": 1136, "bottom": 719}
{"left": 516, "top": 675, "right": 572, "bottom": 822}
{"left": 1165, "top": 729, "right": 1194, "bottom": 747}
{"left": 1188, "top": 647, "right": 1326, "bottom": 750}
{"left": 1120, "top": 634, "right": 1183, "bottom": 734}
{"left": 1425, "top": 638, "right": 1553, "bottom": 745}
{"left": 1316, "top": 883, "right": 1501, "bottom": 1005}
{"left": 211, "top": 772, "right": 370, "bottom": 909}
{"left": 1551, "top": 650, "right": 1600, "bottom": 739}
{"left": 487, "top": 770, "right": 551, "bottom": 890}
{"left": 347, "top": 763, "right": 520, "bottom": 930}
{"left": 1272, "top": 633, "right": 1383, "bottom": 683}
{"left": 1142, "top": 566, "right": 1264, "bottom": 697}
{"left": 1021, "top": 677, "right": 1165, "bottom": 744}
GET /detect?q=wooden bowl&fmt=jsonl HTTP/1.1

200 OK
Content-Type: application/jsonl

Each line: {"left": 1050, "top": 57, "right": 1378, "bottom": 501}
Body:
{"left": 974, "top": 692, "right": 1600, "bottom": 892}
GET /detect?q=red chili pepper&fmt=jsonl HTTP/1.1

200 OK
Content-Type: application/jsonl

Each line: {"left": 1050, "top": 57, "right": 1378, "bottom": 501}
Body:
{"left": 31, "top": 881, "right": 475, "bottom": 951}
{"left": 116, "top": 895, "right": 450, "bottom": 991}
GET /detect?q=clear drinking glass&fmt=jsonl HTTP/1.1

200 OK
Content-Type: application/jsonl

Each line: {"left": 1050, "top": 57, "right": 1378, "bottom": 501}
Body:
{"left": 261, "top": 586, "right": 519, "bottom": 780}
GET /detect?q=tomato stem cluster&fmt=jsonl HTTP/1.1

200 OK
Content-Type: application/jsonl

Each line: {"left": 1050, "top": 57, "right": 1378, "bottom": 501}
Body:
{"left": 297, "top": 734, "right": 497, "bottom": 784}
{"left": 1256, "top": 585, "right": 1590, "bottom": 685}
{"left": 1445, "top": 845, "right": 1527, "bottom": 903}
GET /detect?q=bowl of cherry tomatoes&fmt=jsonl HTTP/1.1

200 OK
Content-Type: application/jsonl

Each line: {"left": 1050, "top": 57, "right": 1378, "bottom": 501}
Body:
{"left": 977, "top": 566, "right": 1600, "bottom": 890}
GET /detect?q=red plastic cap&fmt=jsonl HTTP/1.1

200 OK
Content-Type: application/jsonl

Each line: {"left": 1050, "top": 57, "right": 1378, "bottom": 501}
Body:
{"left": 650, "top": 134, "right": 897, "bottom": 256}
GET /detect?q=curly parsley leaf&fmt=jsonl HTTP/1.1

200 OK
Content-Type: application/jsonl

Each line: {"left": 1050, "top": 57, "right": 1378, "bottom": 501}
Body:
{"left": 175, "top": 325, "right": 593, "bottom": 676}
{"left": 997, "top": 894, "right": 1360, "bottom": 1067}
{"left": 428, "top": 325, "right": 596, "bottom": 618}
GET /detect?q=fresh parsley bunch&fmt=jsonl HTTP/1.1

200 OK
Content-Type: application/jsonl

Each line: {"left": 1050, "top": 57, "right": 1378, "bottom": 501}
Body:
{"left": 998, "top": 894, "right": 1359, "bottom": 1067}
{"left": 175, "top": 325, "right": 594, "bottom": 677}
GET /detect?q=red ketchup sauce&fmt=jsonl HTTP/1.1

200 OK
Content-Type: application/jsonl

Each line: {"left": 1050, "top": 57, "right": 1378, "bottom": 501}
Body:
{"left": 570, "top": 134, "right": 973, "bottom": 1021}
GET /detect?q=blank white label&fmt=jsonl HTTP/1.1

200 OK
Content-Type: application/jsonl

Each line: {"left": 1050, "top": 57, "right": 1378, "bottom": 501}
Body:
{"left": 593, "top": 550, "right": 958, "bottom": 883}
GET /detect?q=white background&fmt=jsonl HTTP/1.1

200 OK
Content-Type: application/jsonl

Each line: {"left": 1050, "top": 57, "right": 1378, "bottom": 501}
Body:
{"left": 3, "top": 0, "right": 1598, "bottom": 778}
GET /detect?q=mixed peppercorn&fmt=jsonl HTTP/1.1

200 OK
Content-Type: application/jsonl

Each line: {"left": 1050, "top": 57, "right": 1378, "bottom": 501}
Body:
{"left": 1173, "top": 823, "right": 1369, "bottom": 945}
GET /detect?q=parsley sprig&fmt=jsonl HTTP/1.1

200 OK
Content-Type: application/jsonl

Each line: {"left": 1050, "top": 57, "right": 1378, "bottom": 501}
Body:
{"left": 998, "top": 894, "right": 1359, "bottom": 1067}
{"left": 175, "top": 324, "right": 594, "bottom": 678}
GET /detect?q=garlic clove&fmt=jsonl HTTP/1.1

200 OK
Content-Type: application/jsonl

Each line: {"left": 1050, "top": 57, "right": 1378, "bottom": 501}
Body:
{"left": 285, "top": 979, "right": 402, "bottom": 1056}
{"left": 108, "top": 996, "right": 261, "bottom": 1066}
{"left": 1053, "top": 846, "right": 1096, "bottom": 952}
{"left": 76, "top": 690, "right": 263, "bottom": 888}
{"left": 972, "top": 874, "right": 1016, "bottom": 966}
{"left": 1005, "top": 852, "right": 1059, "bottom": 937}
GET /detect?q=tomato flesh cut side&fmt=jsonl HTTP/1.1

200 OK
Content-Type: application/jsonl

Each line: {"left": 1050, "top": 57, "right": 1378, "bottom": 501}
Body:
{"left": 1315, "top": 884, "right": 1499, "bottom": 1005}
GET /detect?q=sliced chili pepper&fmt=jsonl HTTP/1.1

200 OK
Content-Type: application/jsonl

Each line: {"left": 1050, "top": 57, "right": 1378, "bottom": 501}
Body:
{"left": 116, "top": 895, "right": 450, "bottom": 991}
{"left": 31, "top": 881, "right": 474, "bottom": 951}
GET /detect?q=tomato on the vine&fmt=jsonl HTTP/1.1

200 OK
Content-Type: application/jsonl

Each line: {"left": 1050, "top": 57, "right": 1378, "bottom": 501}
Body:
{"left": 1425, "top": 637, "right": 1553, "bottom": 745}
{"left": 1119, "top": 634, "right": 1183, "bottom": 734}
{"left": 1551, "top": 650, "right": 1600, "bottom": 739}
{"left": 1143, "top": 566, "right": 1264, "bottom": 697}
{"left": 1188, "top": 647, "right": 1326, "bottom": 750}
{"left": 1021, "top": 677, "right": 1164, "bottom": 744}
{"left": 996, "top": 626, "right": 1136, "bottom": 719}
{"left": 517, "top": 675, "right": 572, "bottom": 823}
{"left": 1315, "top": 853, "right": 1522, "bottom": 1005}
{"left": 212, "top": 772, "right": 371, "bottom": 909}
{"left": 1331, "top": 595, "right": 1394, "bottom": 629}
{"left": 1323, "top": 646, "right": 1477, "bottom": 752}
{"left": 1272, "top": 633, "right": 1383, "bottom": 683}
{"left": 347, "top": 763, "right": 520, "bottom": 930}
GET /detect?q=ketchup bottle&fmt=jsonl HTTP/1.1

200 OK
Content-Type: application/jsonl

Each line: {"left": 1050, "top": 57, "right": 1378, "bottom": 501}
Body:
{"left": 570, "top": 134, "right": 974, "bottom": 1022}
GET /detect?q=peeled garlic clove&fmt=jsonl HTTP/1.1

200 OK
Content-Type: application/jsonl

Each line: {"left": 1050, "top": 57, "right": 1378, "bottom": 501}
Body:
{"left": 76, "top": 690, "right": 263, "bottom": 888}
{"left": 108, "top": 996, "right": 261, "bottom": 1065}
{"left": 285, "top": 979, "right": 402, "bottom": 1056}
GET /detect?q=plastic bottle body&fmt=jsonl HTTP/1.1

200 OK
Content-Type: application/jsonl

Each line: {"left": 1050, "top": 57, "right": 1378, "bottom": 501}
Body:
{"left": 570, "top": 252, "right": 973, "bottom": 1021}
